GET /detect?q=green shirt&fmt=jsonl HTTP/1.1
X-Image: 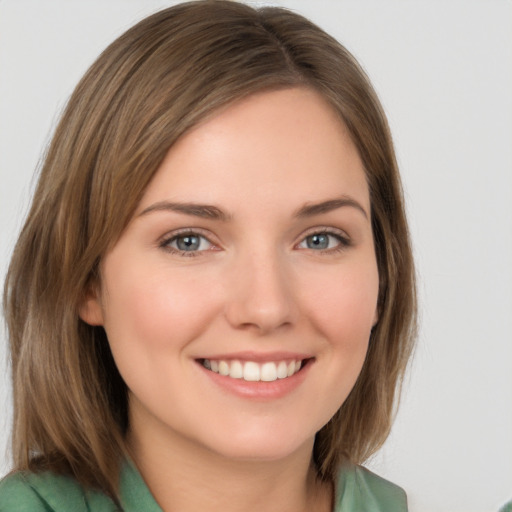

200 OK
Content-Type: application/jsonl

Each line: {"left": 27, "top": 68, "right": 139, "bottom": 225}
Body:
{"left": 499, "top": 500, "right": 512, "bottom": 512}
{"left": 0, "top": 461, "right": 407, "bottom": 511}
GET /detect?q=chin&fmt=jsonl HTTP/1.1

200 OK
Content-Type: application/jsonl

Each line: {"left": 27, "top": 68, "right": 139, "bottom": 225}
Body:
{"left": 195, "top": 422, "right": 317, "bottom": 463}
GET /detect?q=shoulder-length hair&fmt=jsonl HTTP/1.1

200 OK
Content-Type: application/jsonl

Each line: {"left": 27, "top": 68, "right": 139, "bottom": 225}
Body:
{"left": 4, "top": 0, "right": 416, "bottom": 501}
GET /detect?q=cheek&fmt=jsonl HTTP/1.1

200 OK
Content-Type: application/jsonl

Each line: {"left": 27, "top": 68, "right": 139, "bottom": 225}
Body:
{"left": 102, "top": 262, "right": 218, "bottom": 347}
{"left": 99, "top": 262, "right": 225, "bottom": 413}
{"left": 300, "top": 259, "right": 378, "bottom": 391}
{"left": 290, "top": 261, "right": 379, "bottom": 430}
{"left": 301, "top": 261, "right": 379, "bottom": 345}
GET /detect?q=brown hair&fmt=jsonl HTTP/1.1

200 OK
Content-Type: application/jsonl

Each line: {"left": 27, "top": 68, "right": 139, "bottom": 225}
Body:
{"left": 3, "top": 0, "right": 416, "bottom": 502}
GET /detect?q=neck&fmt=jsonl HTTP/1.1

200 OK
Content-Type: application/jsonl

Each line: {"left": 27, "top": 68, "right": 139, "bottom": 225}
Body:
{"left": 127, "top": 420, "right": 332, "bottom": 512}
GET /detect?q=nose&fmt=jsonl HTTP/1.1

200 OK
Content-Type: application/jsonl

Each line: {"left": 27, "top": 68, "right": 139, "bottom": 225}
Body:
{"left": 224, "top": 248, "right": 298, "bottom": 335}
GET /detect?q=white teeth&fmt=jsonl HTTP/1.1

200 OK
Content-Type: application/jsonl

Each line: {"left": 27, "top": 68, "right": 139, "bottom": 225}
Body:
{"left": 277, "top": 361, "right": 288, "bottom": 379}
{"left": 229, "top": 360, "right": 243, "bottom": 379}
{"left": 218, "top": 360, "right": 229, "bottom": 376}
{"left": 202, "top": 358, "right": 305, "bottom": 382}
{"left": 243, "top": 361, "right": 260, "bottom": 381}
{"left": 261, "top": 362, "right": 277, "bottom": 382}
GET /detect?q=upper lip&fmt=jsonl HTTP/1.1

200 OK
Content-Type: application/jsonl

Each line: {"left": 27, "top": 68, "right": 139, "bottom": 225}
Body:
{"left": 195, "top": 351, "right": 313, "bottom": 362}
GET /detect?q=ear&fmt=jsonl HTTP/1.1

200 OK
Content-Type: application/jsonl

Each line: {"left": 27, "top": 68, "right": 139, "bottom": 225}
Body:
{"left": 78, "top": 282, "right": 104, "bottom": 326}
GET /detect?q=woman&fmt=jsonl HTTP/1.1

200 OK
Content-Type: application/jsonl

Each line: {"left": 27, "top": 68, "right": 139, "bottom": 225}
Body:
{"left": 0, "top": 1, "right": 416, "bottom": 510}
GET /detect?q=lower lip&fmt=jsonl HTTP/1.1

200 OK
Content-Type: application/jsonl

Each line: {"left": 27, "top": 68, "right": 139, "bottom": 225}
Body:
{"left": 197, "top": 360, "right": 312, "bottom": 400}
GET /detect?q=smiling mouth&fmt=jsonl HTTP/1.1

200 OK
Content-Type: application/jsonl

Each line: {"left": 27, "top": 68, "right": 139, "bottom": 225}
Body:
{"left": 199, "top": 358, "right": 308, "bottom": 382}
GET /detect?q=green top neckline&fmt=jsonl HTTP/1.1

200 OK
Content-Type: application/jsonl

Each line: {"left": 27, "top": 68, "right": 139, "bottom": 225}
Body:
{"left": 0, "top": 458, "right": 407, "bottom": 511}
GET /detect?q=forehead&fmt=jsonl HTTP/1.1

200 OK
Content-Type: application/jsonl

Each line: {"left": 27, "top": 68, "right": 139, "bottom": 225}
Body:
{"left": 137, "top": 87, "right": 369, "bottom": 215}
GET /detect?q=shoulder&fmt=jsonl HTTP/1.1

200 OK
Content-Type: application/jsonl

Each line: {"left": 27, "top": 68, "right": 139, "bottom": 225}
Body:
{"left": 335, "top": 463, "right": 408, "bottom": 512}
{"left": 0, "top": 472, "right": 49, "bottom": 511}
{"left": 352, "top": 465, "right": 408, "bottom": 507}
{"left": 0, "top": 470, "right": 115, "bottom": 512}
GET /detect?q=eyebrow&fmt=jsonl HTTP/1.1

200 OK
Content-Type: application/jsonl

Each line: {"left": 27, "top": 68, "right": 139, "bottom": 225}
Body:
{"left": 294, "top": 197, "right": 368, "bottom": 219}
{"left": 138, "top": 196, "right": 368, "bottom": 222}
{"left": 139, "top": 201, "right": 231, "bottom": 221}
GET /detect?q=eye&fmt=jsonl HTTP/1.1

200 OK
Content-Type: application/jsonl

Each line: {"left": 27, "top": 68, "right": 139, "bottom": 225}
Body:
{"left": 297, "top": 230, "right": 350, "bottom": 252}
{"left": 161, "top": 231, "right": 214, "bottom": 254}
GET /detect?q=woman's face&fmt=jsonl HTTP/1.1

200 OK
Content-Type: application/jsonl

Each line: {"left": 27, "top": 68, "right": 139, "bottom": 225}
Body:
{"left": 81, "top": 87, "right": 379, "bottom": 462}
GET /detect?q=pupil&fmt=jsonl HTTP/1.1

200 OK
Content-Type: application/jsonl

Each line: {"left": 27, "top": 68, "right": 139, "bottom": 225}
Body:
{"left": 177, "top": 235, "right": 199, "bottom": 251}
{"left": 308, "top": 234, "right": 328, "bottom": 249}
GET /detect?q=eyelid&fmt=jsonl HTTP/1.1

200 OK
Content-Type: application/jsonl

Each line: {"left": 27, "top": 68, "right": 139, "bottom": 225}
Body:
{"left": 294, "top": 226, "right": 352, "bottom": 251}
{"left": 158, "top": 227, "right": 220, "bottom": 255}
{"left": 157, "top": 225, "right": 351, "bottom": 256}
{"left": 297, "top": 225, "right": 350, "bottom": 241}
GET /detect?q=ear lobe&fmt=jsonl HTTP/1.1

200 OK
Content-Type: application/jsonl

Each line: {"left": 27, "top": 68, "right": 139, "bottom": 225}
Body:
{"left": 78, "top": 285, "right": 104, "bottom": 326}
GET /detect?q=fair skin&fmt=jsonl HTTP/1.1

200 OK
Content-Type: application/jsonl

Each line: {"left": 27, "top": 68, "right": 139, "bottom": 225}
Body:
{"left": 80, "top": 87, "right": 379, "bottom": 512}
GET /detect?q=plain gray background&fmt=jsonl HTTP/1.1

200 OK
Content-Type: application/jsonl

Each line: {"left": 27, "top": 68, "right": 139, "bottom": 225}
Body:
{"left": 1, "top": 1, "right": 511, "bottom": 511}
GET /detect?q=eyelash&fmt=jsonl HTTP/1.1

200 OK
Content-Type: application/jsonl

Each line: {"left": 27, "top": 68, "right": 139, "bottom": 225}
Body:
{"left": 159, "top": 228, "right": 216, "bottom": 258}
{"left": 159, "top": 227, "right": 351, "bottom": 257}
{"left": 297, "top": 228, "right": 351, "bottom": 254}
